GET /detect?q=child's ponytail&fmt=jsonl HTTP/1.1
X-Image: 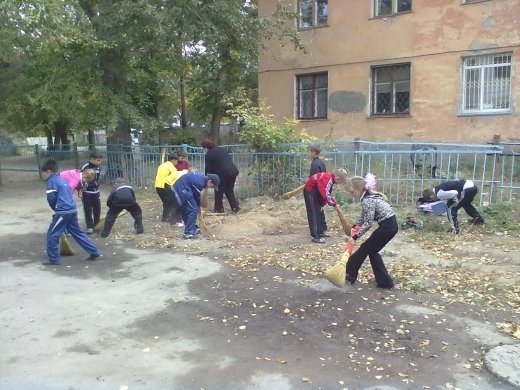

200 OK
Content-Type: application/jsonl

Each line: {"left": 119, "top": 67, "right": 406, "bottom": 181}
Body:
{"left": 348, "top": 173, "right": 387, "bottom": 200}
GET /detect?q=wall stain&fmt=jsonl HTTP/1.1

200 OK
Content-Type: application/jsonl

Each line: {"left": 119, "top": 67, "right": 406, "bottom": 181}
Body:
{"left": 329, "top": 91, "right": 366, "bottom": 113}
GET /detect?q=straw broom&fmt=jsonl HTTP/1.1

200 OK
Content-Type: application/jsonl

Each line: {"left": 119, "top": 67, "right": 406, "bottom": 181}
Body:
{"left": 335, "top": 207, "right": 353, "bottom": 236}
{"left": 200, "top": 188, "right": 209, "bottom": 209}
{"left": 324, "top": 238, "right": 355, "bottom": 288}
{"left": 282, "top": 184, "right": 305, "bottom": 200}
{"left": 93, "top": 210, "right": 128, "bottom": 232}
{"left": 59, "top": 233, "right": 75, "bottom": 256}
{"left": 198, "top": 209, "right": 209, "bottom": 235}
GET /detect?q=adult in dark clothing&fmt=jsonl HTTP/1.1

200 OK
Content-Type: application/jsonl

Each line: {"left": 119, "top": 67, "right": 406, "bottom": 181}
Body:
{"left": 100, "top": 179, "right": 143, "bottom": 238}
{"left": 308, "top": 144, "right": 328, "bottom": 235}
{"left": 172, "top": 172, "right": 220, "bottom": 239}
{"left": 422, "top": 179, "right": 484, "bottom": 234}
{"left": 81, "top": 151, "right": 103, "bottom": 234}
{"left": 201, "top": 138, "right": 240, "bottom": 214}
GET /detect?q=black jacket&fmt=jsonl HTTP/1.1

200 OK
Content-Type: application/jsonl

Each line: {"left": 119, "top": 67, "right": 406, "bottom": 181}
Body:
{"left": 434, "top": 180, "right": 467, "bottom": 196}
{"left": 310, "top": 157, "right": 326, "bottom": 176}
{"left": 107, "top": 183, "right": 136, "bottom": 207}
{"left": 80, "top": 162, "right": 101, "bottom": 192}
{"left": 204, "top": 146, "right": 239, "bottom": 179}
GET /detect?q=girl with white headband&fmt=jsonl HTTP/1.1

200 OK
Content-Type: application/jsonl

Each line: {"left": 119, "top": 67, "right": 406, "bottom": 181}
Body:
{"left": 345, "top": 173, "right": 397, "bottom": 289}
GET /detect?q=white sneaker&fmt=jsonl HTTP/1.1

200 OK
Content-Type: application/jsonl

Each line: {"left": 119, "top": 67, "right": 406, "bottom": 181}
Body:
{"left": 86, "top": 228, "right": 94, "bottom": 234}
{"left": 175, "top": 222, "right": 184, "bottom": 228}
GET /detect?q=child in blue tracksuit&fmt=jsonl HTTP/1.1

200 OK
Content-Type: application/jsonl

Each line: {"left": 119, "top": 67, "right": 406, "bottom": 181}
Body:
{"left": 172, "top": 172, "right": 220, "bottom": 239}
{"left": 41, "top": 159, "right": 101, "bottom": 265}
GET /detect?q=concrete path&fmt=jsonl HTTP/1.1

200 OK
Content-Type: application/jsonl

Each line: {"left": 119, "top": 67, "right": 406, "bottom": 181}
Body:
{"left": 0, "top": 183, "right": 518, "bottom": 389}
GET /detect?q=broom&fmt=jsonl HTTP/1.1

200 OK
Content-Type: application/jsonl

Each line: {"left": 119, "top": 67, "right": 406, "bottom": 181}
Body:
{"left": 335, "top": 207, "right": 353, "bottom": 236}
{"left": 324, "top": 235, "right": 356, "bottom": 288}
{"left": 59, "top": 233, "right": 75, "bottom": 256}
{"left": 200, "top": 188, "right": 209, "bottom": 209}
{"left": 282, "top": 184, "right": 305, "bottom": 200}
{"left": 93, "top": 210, "right": 128, "bottom": 232}
{"left": 198, "top": 209, "right": 209, "bottom": 235}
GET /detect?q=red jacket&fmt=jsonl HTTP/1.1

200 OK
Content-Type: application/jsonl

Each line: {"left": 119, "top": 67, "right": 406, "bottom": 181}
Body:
{"left": 304, "top": 172, "right": 337, "bottom": 207}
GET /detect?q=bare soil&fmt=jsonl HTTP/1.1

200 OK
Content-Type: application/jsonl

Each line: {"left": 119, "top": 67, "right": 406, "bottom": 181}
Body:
{"left": 118, "top": 188, "right": 520, "bottom": 318}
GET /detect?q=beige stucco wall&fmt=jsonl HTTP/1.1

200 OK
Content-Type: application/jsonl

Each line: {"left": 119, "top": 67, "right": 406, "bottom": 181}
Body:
{"left": 258, "top": 0, "right": 520, "bottom": 142}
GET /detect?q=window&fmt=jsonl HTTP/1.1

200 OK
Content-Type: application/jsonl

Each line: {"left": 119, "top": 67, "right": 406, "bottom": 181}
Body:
{"left": 298, "top": 0, "right": 328, "bottom": 29}
{"left": 297, "top": 73, "right": 328, "bottom": 119}
{"left": 461, "top": 53, "right": 512, "bottom": 114}
{"left": 371, "top": 64, "right": 410, "bottom": 115}
{"left": 374, "top": 0, "right": 411, "bottom": 17}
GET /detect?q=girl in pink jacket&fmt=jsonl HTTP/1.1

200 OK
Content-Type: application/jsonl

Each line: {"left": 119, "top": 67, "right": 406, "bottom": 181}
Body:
{"left": 60, "top": 169, "right": 95, "bottom": 198}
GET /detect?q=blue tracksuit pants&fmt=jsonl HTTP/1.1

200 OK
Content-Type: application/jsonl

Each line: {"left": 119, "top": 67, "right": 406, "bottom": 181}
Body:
{"left": 47, "top": 212, "right": 100, "bottom": 262}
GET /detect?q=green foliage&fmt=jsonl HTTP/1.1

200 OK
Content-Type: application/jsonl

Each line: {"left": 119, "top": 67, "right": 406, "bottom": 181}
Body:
{"left": 482, "top": 202, "right": 520, "bottom": 233}
{"left": 233, "top": 105, "right": 314, "bottom": 152}
{"left": 165, "top": 128, "right": 200, "bottom": 147}
{"left": 0, "top": 0, "right": 301, "bottom": 146}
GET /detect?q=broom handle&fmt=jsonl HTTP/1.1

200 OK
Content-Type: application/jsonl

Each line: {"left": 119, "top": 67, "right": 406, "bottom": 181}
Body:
{"left": 282, "top": 184, "right": 305, "bottom": 199}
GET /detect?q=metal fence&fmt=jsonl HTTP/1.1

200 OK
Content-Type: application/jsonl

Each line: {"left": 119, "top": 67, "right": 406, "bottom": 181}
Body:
{"left": 1, "top": 141, "right": 518, "bottom": 206}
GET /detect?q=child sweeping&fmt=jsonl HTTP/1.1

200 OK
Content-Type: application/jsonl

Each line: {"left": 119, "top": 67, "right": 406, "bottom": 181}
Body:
{"left": 345, "top": 173, "right": 397, "bottom": 289}
{"left": 100, "top": 178, "right": 144, "bottom": 238}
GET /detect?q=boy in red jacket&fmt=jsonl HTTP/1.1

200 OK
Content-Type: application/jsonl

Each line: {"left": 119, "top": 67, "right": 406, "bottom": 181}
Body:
{"left": 304, "top": 169, "right": 347, "bottom": 243}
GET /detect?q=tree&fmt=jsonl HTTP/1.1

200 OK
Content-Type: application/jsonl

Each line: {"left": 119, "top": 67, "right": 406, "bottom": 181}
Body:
{"left": 0, "top": 0, "right": 301, "bottom": 149}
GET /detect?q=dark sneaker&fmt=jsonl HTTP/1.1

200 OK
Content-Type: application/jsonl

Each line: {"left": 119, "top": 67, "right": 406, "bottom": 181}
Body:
{"left": 213, "top": 209, "right": 225, "bottom": 214}
{"left": 346, "top": 274, "right": 356, "bottom": 284}
{"left": 311, "top": 237, "right": 326, "bottom": 244}
{"left": 232, "top": 206, "right": 241, "bottom": 214}
{"left": 473, "top": 217, "right": 484, "bottom": 225}
{"left": 183, "top": 233, "right": 196, "bottom": 239}
{"left": 87, "top": 253, "right": 101, "bottom": 260}
{"left": 41, "top": 260, "right": 60, "bottom": 266}
{"left": 320, "top": 231, "right": 330, "bottom": 238}
{"left": 194, "top": 228, "right": 201, "bottom": 235}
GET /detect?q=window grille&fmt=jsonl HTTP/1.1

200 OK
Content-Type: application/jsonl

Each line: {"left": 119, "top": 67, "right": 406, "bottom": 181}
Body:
{"left": 461, "top": 53, "right": 512, "bottom": 114}
{"left": 371, "top": 64, "right": 410, "bottom": 115}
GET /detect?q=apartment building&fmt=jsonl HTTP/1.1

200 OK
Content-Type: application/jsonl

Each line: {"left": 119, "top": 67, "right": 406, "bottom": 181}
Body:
{"left": 258, "top": 0, "right": 520, "bottom": 142}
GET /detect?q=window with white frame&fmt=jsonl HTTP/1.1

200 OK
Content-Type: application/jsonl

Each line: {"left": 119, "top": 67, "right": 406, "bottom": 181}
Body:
{"left": 374, "top": 0, "right": 411, "bottom": 17}
{"left": 371, "top": 64, "right": 410, "bottom": 115}
{"left": 298, "top": 0, "right": 328, "bottom": 29}
{"left": 461, "top": 53, "right": 512, "bottom": 114}
{"left": 296, "top": 73, "right": 328, "bottom": 119}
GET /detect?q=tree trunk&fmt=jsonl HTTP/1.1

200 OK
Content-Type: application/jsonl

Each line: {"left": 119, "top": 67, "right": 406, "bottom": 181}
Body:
{"left": 180, "top": 76, "right": 187, "bottom": 129}
{"left": 209, "top": 102, "right": 222, "bottom": 143}
{"left": 54, "top": 119, "right": 70, "bottom": 149}
{"left": 45, "top": 128, "right": 53, "bottom": 146}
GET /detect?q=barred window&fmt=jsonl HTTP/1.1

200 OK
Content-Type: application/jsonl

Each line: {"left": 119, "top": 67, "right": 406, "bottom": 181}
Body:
{"left": 298, "top": 0, "right": 328, "bottom": 29}
{"left": 297, "top": 73, "right": 328, "bottom": 119}
{"left": 374, "top": 0, "right": 411, "bottom": 17}
{"left": 371, "top": 64, "right": 410, "bottom": 115}
{"left": 461, "top": 53, "right": 512, "bottom": 114}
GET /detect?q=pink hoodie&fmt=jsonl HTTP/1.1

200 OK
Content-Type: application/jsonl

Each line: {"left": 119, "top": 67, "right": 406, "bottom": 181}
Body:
{"left": 60, "top": 169, "right": 82, "bottom": 193}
